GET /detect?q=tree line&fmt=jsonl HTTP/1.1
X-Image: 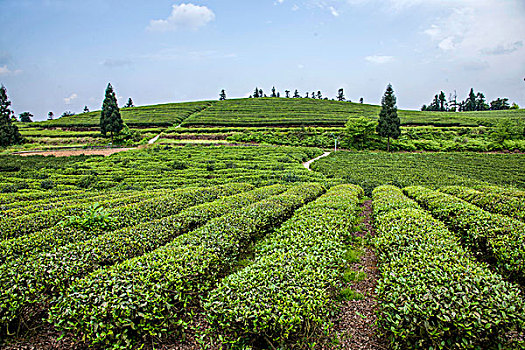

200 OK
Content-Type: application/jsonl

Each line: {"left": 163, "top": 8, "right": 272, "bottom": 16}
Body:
{"left": 421, "top": 88, "right": 519, "bottom": 112}
{"left": 220, "top": 87, "right": 365, "bottom": 103}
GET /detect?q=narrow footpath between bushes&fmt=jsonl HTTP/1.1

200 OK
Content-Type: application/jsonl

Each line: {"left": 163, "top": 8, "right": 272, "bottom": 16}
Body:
{"left": 303, "top": 151, "right": 331, "bottom": 171}
{"left": 324, "top": 200, "right": 388, "bottom": 350}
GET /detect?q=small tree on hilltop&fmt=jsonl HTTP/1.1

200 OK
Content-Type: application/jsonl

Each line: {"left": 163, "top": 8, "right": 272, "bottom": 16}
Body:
{"left": 100, "top": 83, "right": 124, "bottom": 142}
{"left": 271, "top": 86, "right": 277, "bottom": 98}
{"left": 293, "top": 89, "right": 300, "bottom": 98}
{"left": 83, "top": 106, "right": 90, "bottom": 113}
{"left": 337, "top": 88, "right": 345, "bottom": 101}
{"left": 285, "top": 90, "right": 290, "bottom": 98}
{"left": 219, "top": 90, "right": 226, "bottom": 101}
{"left": 19, "top": 112, "right": 33, "bottom": 123}
{"left": 0, "top": 85, "right": 22, "bottom": 147}
{"left": 253, "top": 87, "right": 260, "bottom": 98}
{"left": 125, "top": 98, "right": 134, "bottom": 108}
{"left": 376, "top": 84, "right": 400, "bottom": 152}
{"left": 48, "top": 111, "right": 54, "bottom": 120}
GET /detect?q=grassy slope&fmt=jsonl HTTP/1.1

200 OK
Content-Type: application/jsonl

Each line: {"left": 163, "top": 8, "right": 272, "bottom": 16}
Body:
{"left": 29, "top": 98, "right": 524, "bottom": 129}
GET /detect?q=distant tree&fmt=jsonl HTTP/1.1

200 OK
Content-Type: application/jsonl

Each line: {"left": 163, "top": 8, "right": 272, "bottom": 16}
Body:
{"left": 376, "top": 84, "right": 400, "bottom": 152}
{"left": 317, "top": 91, "right": 322, "bottom": 99}
{"left": 259, "top": 89, "right": 263, "bottom": 97}
{"left": 277, "top": 92, "right": 280, "bottom": 98}
{"left": 253, "top": 87, "right": 260, "bottom": 98}
{"left": 100, "top": 83, "right": 124, "bottom": 142}
{"left": 359, "top": 97, "right": 364, "bottom": 104}
{"left": 490, "top": 98, "right": 510, "bottom": 110}
{"left": 449, "top": 90, "right": 458, "bottom": 112}
{"left": 219, "top": 90, "right": 226, "bottom": 101}
{"left": 511, "top": 102, "right": 519, "bottom": 110}
{"left": 337, "top": 88, "right": 345, "bottom": 101}
{"left": 464, "top": 88, "right": 477, "bottom": 112}
{"left": 475, "top": 92, "right": 488, "bottom": 111}
{"left": 306, "top": 92, "right": 309, "bottom": 98}
{"left": 421, "top": 104, "right": 427, "bottom": 111}
{"left": 344, "top": 117, "right": 377, "bottom": 149}
{"left": 0, "top": 85, "right": 22, "bottom": 147}
{"left": 61, "top": 111, "right": 75, "bottom": 118}
{"left": 293, "top": 89, "right": 301, "bottom": 98}
{"left": 439, "top": 91, "right": 447, "bottom": 111}
{"left": 271, "top": 86, "right": 277, "bottom": 98}
{"left": 285, "top": 90, "right": 290, "bottom": 98}
{"left": 125, "top": 98, "right": 134, "bottom": 108}
{"left": 312, "top": 92, "right": 316, "bottom": 99}
{"left": 19, "top": 112, "right": 33, "bottom": 123}
{"left": 83, "top": 105, "right": 90, "bottom": 113}
{"left": 47, "top": 111, "right": 54, "bottom": 120}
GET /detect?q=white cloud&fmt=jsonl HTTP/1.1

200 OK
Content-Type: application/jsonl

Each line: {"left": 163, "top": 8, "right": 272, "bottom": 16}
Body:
{"left": 422, "top": 1, "right": 525, "bottom": 58}
{"left": 64, "top": 93, "right": 78, "bottom": 105}
{"left": 0, "top": 65, "right": 22, "bottom": 76}
{"left": 328, "top": 6, "right": 339, "bottom": 16}
{"left": 147, "top": 3, "right": 215, "bottom": 32}
{"left": 365, "top": 55, "right": 394, "bottom": 64}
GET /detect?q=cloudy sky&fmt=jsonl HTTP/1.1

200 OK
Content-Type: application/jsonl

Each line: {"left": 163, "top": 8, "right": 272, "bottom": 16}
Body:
{"left": 1, "top": 0, "right": 524, "bottom": 120}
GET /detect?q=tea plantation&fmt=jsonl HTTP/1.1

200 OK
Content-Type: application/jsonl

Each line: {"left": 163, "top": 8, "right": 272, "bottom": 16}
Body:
{"left": 1, "top": 97, "right": 524, "bottom": 349}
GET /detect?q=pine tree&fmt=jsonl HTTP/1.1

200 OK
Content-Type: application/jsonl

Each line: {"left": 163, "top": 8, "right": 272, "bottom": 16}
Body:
{"left": 100, "top": 83, "right": 124, "bottom": 142}
{"left": 337, "top": 88, "right": 345, "bottom": 101}
{"left": 293, "top": 89, "right": 300, "bottom": 98}
{"left": 253, "top": 87, "right": 260, "bottom": 98}
{"left": 465, "top": 88, "right": 477, "bottom": 111}
{"left": 219, "top": 90, "right": 226, "bottom": 101}
{"left": 125, "top": 98, "right": 134, "bottom": 108}
{"left": 285, "top": 90, "right": 290, "bottom": 98}
{"left": 317, "top": 91, "right": 322, "bottom": 99}
{"left": 376, "top": 84, "right": 400, "bottom": 152}
{"left": 271, "top": 86, "right": 277, "bottom": 98}
{"left": 0, "top": 85, "right": 22, "bottom": 147}
{"left": 439, "top": 91, "right": 447, "bottom": 111}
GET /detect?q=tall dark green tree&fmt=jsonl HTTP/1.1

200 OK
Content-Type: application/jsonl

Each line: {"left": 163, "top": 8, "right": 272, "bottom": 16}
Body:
{"left": 253, "top": 87, "right": 260, "bottom": 98}
{"left": 285, "top": 90, "right": 290, "bottom": 98}
{"left": 337, "top": 88, "right": 345, "bottom": 101}
{"left": 219, "top": 90, "right": 226, "bottom": 101}
{"left": 0, "top": 85, "right": 22, "bottom": 147}
{"left": 271, "top": 86, "right": 277, "bottom": 98}
{"left": 376, "top": 84, "right": 400, "bottom": 152}
{"left": 439, "top": 91, "right": 447, "bottom": 111}
{"left": 100, "top": 83, "right": 123, "bottom": 142}
{"left": 465, "top": 88, "right": 477, "bottom": 111}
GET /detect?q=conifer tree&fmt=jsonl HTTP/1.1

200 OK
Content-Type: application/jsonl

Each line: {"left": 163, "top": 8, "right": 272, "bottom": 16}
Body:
{"left": 285, "top": 90, "right": 290, "bottom": 98}
{"left": 271, "top": 86, "right": 277, "bottom": 98}
{"left": 0, "top": 85, "right": 22, "bottom": 147}
{"left": 317, "top": 91, "right": 322, "bottom": 99}
{"left": 376, "top": 84, "right": 400, "bottom": 152}
{"left": 219, "top": 90, "right": 226, "bottom": 101}
{"left": 337, "top": 88, "right": 345, "bottom": 101}
{"left": 293, "top": 89, "right": 300, "bottom": 98}
{"left": 100, "top": 83, "right": 123, "bottom": 142}
{"left": 253, "top": 87, "right": 260, "bottom": 98}
{"left": 125, "top": 98, "right": 134, "bottom": 108}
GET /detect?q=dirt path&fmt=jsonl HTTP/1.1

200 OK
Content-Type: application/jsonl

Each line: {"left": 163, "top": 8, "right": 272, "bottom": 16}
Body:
{"left": 303, "top": 151, "right": 331, "bottom": 171}
{"left": 13, "top": 148, "right": 135, "bottom": 157}
{"left": 326, "top": 200, "right": 388, "bottom": 350}
{"left": 148, "top": 133, "right": 162, "bottom": 144}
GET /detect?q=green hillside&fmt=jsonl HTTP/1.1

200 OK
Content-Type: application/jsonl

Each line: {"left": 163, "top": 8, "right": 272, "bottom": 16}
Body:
{"left": 34, "top": 98, "right": 524, "bottom": 128}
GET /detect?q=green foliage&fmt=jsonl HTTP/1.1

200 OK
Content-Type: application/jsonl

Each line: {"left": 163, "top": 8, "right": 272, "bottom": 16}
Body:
{"left": 376, "top": 84, "right": 401, "bottom": 151}
{"left": 59, "top": 202, "right": 115, "bottom": 231}
{"left": 312, "top": 152, "right": 525, "bottom": 191}
{"left": 50, "top": 184, "right": 322, "bottom": 347}
{"left": 343, "top": 117, "right": 377, "bottom": 149}
{"left": 404, "top": 186, "right": 525, "bottom": 284}
{"left": 373, "top": 185, "right": 525, "bottom": 349}
{"left": 100, "top": 83, "right": 124, "bottom": 140}
{"left": 205, "top": 185, "right": 363, "bottom": 348}
{"left": 0, "top": 184, "right": 251, "bottom": 333}
{"left": 19, "top": 112, "right": 33, "bottom": 123}
{"left": 0, "top": 86, "right": 22, "bottom": 147}
{"left": 112, "top": 123, "right": 142, "bottom": 145}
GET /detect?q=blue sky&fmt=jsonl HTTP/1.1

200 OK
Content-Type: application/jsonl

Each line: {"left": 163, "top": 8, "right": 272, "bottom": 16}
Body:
{"left": 1, "top": 0, "right": 524, "bottom": 120}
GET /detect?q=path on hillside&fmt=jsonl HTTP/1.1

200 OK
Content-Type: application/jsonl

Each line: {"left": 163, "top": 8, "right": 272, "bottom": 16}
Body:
{"left": 303, "top": 151, "right": 331, "bottom": 171}
{"left": 148, "top": 134, "right": 161, "bottom": 144}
